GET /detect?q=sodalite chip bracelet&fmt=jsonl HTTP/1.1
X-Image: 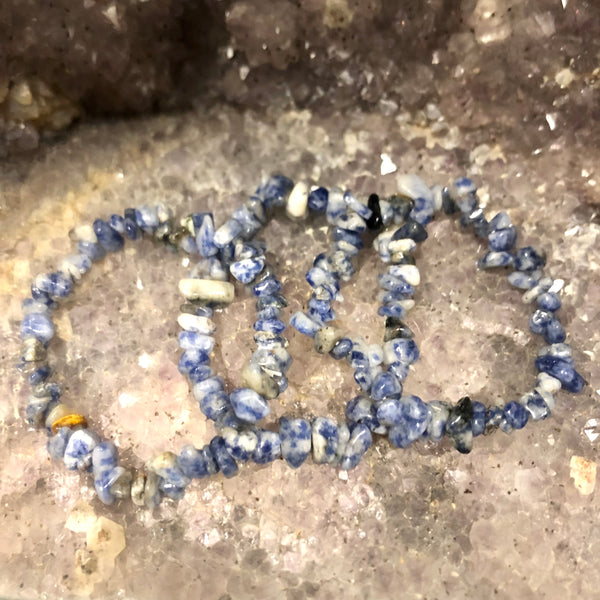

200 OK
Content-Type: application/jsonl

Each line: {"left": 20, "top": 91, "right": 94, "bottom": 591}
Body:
{"left": 17, "top": 173, "right": 585, "bottom": 509}
{"left": 290, "top": 174, "right": 585, "bottom": 455}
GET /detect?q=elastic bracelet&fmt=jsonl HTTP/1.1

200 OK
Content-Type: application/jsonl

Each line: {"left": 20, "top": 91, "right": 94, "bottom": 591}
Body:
{"left": 290, "top": 174, "right": 584, "bottom": 454}
{"left": 18, "top": 173, "right": 584, "bottom": 508}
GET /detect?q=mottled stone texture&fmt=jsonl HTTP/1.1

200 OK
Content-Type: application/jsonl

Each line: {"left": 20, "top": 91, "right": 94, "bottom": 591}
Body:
{"left": 3, "top": 0, "right": 599, "bottom": 156}
{"left": 0, "top": 0, "right": 225, "bottom": 154}
{"left": 1, "top": 0, "right": 600, "bottom": 599}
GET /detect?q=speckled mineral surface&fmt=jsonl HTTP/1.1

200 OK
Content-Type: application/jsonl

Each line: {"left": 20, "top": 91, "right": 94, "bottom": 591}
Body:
{"left": 1, "top": 1, "right": 599, "bottom": 599}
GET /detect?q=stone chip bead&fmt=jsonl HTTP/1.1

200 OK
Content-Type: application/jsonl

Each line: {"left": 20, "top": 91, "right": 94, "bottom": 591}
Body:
{"left": 387, "top": 395, "right": 432, "bottom": 448}
{"left": 193, "top": 379, "right": 230, "bottom": 421}
{"left": 26, "top": 394, "right": 59, "bottom": 429}
{"left": 177, "top": 444, "right": 217, "bottom": 479}
{"left": 241, "top": 360, "right": 280, "bottom": 399}
{"left": 366, "top": 193, "right": 383, "bottom": 230}
{"left": 34, "top": 272, "right": 73, "bottom": 299}
{"left": 44, "top": 403, "right": 76, "bottom": 432}
{"left": 425, "top": 401, "right": 450, "bottom": 442}
{"left": 279, "top": 417, "right": 312, "bottom": 469}
{"left": 371, "top": 372, "right": 402, "bottom": 402}
{"left": 382, "top": 338, "right": 420, "bottom": 366}
{"left": 445, "top": 397, "right": 474, "bottom": 453}
{"left": 515, "top": 246, "right": 546, "bottom": 272}
{"left": 392, "top": 219, "right": 428, "bottom": 243}
{"left": 286, "top": 180, "right": 310, "bottom": 219}
{"left": 179, "top": 278, "right": 235, "bottom": 304}
{"left": 307, "top": 186, "right": 328, "bottom": 213}
{"left": 92, "top": 441, "right": 131, "bottom": 505}
{"left": 230, "top": 256, "right": 266, "bottom": 284}
{"left": 471, "top": 401, "right": 487, "bottom": 437}
{"left": 59, "top": 254, "right": 92, "bottom": 281}
{"left": 396, "top": 174, "right": 433, "bottom": 202}
{"left": 209, "top": 436, "right": 239, "bottom": 478}
{"left": 20, "top": 313, "right": 55, "bottom": 346}
{"left": 222, "top": 427, "right": 259, "bottom": 462}
{"left": 134, "top": 205, "right": 160, "bottom": 233}
{"left": 148, "top": 451, "right": 191, "bottom": 498}
{"left": 214, "top": 219, "right": 243, "bottom": 248}
{"left": 143, "top": 472, "right": 163, "bottom": 508}
{"left": 326, "top": 187, "right": 346, "bottom": 225}
{"left": 21, "top": 337, "right": 47, "bottom": 362}
{"left": 479, "top": 251, "right": 514, "bottom": 269}
{"left": 290, "top": 311, "right": 322, "bottom": 337}
{"left": 64, "top": 429, "right": 100, "bottom": 470}
{"left": 503, "top": 401, "right": 529, "bottom": 430}
{"left": 330, "top": 337, "right": 353, "bottom": 360}
{"left": 253, "top": 174, "right": 294, "bottom": 209}
{"left": 252, "top": 430, "right": 282, "bottom": 464}
{"left": 47, "top": 427, "right": 72, "bottom": 461}
{"left": 311, "top": 417, "right": 344, "bottom": 465}
{"left": 488, "top": 220, "right": 517, "bottom": 251}
{"left": 193, "top": 213, "right": 218, "bottom": 257}
{"left": 51, "top": 413, "right": 88, "bottom": 435}
{"left": 522, "top": 391, "right": 551, "bottom": 421}
{"left": 177, "top": 313, "right": 216, "bottom": 334}
{"left": 232, "top": 205, "right": 263, "bottom": 239}
{"left": 314, "top": 326, "right": 343, "bottom": 354}
{"left": 93, "top": 219, "right": 125, "bottom": 252}
{"left": 388, "top": 264, "right": 420, "bottom": 286}
{"left": 537, "top": 292, "right": 561, "bottom": 312}
{"left": 229, "top": 388, "right": 270, "bottom": 423}
{"left": 345, "top": 396, "right": 380, "bottom": 431}
{"left": 178, "top": 332, "right": 215, "bottom": 352}
{"left": 343, "top": 190, "right": 372, "bottom": 220}
{"left": 535, "top": 355, "right": 585, "bottom": 393}
{"left": 339, "top": 423, "right": 372, "bottom": 471}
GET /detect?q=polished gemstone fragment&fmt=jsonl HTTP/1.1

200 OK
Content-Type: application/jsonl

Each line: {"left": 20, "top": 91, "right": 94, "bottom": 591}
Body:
{"left": 279, "top": 417, "right": 311, "bottom": 469}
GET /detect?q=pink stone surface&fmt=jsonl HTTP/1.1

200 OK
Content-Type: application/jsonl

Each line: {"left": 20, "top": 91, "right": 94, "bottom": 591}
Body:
{"left": 0, "top": 102, "right": 599, "bottom": 599}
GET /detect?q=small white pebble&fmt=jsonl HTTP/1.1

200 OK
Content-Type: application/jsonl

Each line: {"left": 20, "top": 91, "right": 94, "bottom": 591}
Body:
{"left": 432, "top": 184, "right": 444, "bottom": 212}
{"left": 399, "top": 299, "right": 416, "bottom": 311}
{"left": 388, "top": 238, "right": 416, "bottom": 254}
{"left": 536, "top": 372, "right": 562, "bottom": 394}
{"left": 179, "top": 279, "right": 235, "bottom": 304}
{"left": 74, "top": 224, "right": 97, "bottom": 243}
{"left": 390, "top": 264, "right": 420, "bottom": 286}
{"left": 314, "top": 326, "right": 342, "bottom": 354}
{"left": 286, "top": 181, "right": 309, "bottom": 220}
{"left": 177, "top": 313, "right": 216, "bottom": 334}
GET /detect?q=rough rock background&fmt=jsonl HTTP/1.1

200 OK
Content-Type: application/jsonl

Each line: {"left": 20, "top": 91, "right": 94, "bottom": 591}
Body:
{"left": 1, "top": 1, "right": 599, "bottom": 599}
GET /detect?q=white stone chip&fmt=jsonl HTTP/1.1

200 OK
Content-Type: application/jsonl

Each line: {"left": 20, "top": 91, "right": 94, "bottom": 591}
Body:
{"left": 388, "top": 238, "right": 417, "bottom": 254}
{"left": 314, "top": 326, "right": 342, "bottom": 354}
{"left": 179, "top": 278, "right": 235, "bottom": 304}
{"left": 241, "top": 360, "right": 279, "bottom": 399}
{"left": 177, "top": 313, "right": 216, "bottom": 334}
{"left": 312, "top": 430, "right": 329, "bottom": 464}
{"left": 432, "top": 184, "right": 444, "bottom": 212}
{"left": 396, "top": 174, "right": 433, "bottom": 202}
{"left": 536, "top": 372, "right": 562, "bottom": 394}
{"left": 399, "top": 299, "right": 416, "bottom": 312}
{"left": 391, "top": 264, "right": 420, "bottom": 286}
{"left": 286, "top": 181, "right": 310, "bottom": 219}
{"left": 74, "top": 224, "right": 97, "bottom": 243}
{"left": 59, "top": 257, "right": 85, "bottom": 281}
{"left": 45, "top": 403, "right": 75, "bottom": 430}
{"left": 131, "top": 472, "right": 146, "bottom": 506}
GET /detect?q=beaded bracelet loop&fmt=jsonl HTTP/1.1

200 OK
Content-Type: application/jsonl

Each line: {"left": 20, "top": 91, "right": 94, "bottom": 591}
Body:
{"left": 17, "top": 173, "right": 585, "bottom": 508}
{"left": 290, "top": 175, "right": 584, "bottom": 455}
